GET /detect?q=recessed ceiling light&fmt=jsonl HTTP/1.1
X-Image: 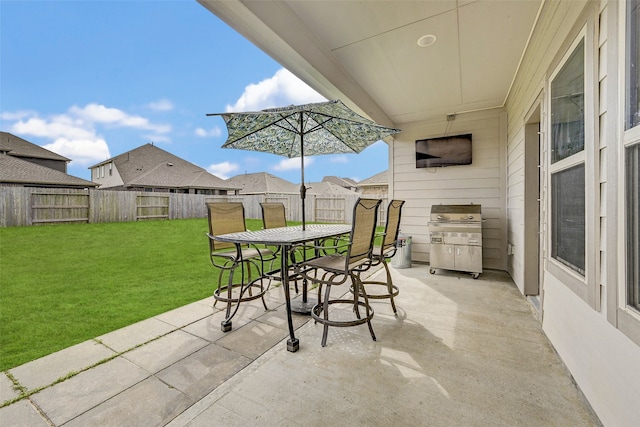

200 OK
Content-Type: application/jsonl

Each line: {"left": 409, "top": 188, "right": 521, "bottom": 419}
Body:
{"left": 417, "top": 34, "right": 437, "bottom": 47}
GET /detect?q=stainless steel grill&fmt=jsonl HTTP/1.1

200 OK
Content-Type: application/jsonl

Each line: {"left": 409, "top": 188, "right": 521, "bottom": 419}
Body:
{"left": 428, "top": 204, "right": 482, "bottom": 279}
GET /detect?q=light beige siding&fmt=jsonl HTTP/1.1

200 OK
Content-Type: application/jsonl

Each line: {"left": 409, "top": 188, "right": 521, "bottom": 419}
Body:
{"left": 391, "top": 108, "right": 506, "bottom": 271}
{"left": 505, "top": 0, "right": 590, "bottom": 294}
{"left": 506, "top": 121, "right": 534, "bottom": 294}
{"left": 93, "top": 161, "right": 124, "bottom": 188}
{"left": 503, "top": 1, "right": 640, "bottom": 426}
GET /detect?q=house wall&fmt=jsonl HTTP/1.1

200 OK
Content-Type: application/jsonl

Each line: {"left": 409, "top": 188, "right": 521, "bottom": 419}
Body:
{"left": 543, "top": 274, "right": 640, "bottom": 427}
{"left": 359, "top": 185, "right": 387, "bottom": 198}
{"left": 391, "top": 108, "right": 507, "bottom": 271}
{"left": 503, "top": 1, "right": 640, "bottom": 425}
{"left": 505, "top": 0, "right": 577, "bottom": 294}
{"left": 92, "top": 161, "right": 123, "bottom": 188}
{"left": 20, "top": 157, "right": 67, "bottom": 173}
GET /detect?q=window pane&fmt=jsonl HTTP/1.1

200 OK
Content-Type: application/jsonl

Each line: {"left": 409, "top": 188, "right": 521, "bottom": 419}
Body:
{"left": 627, "top": 0, "right": 640, "bottom": 130}
{"left": 627, "top": 144, "right": 640, "bottom": 310}
{"left": 551, "top": 39, "right": 585, "bottom": 163}
{"left": 551, "top": 164, "right": 586, "bottom": 275}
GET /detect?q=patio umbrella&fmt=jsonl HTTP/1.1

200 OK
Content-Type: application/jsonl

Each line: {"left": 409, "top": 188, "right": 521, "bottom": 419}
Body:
{"left": 207, "top": 99, "right": 401, "bottom": 229}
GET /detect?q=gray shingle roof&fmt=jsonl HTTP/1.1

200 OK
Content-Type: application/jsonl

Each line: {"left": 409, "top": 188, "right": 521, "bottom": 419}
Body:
{"left": 358, "top": 170, "right": 388, "bottom": 186}
{"left": 96, "top": 144, "right": 238, "bottom": 190}
{"left": 226, "top": 172, "right": 298, "bottom": 194}
{"left": 0, "top": 153, "right": 97, "bottom": 187}
{"left": 0, "top": 132, "right": 70, "bottom": 162}
{"left": 342, "top": 177, "right": 357, "bottom": 185}
{"left": 306, "top": 181, "right": 359, "bottom": 195}
{"left": 321, "top": 176, "right": 357, "bottom": 187}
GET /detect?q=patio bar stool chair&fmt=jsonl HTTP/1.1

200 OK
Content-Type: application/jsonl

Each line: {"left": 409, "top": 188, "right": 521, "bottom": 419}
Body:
{"left": 294, "top": 198, "right": 382, "bottom": 347}
{"left": 260, "top": 202, "right": 305, "bottom": 294}
{"left": 206, "top": 202, "right": 273, "bottom": 332}
{"left": 260, "top": 202, "right": 288, "bottom": 271}
{"left": 352, "top": 199, "right": 405, "bottom": 314}
{"left": 261, "top": 202, "right": 288, "bottom": 230}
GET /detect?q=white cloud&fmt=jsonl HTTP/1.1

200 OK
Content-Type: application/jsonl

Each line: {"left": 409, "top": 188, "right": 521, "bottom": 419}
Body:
{"left": 273, "top": 156, "right": 313, "bottom": 171}
{"left": 44, "top": 137, "right": 110, "bottom": 166}
{"left": 4, "top": 102, "right": 172, "bottom": 166}
{"left": 226, "top": 68, "right": 326, "bottom": 112}
{"left": 0, "top": 110, "right": 37, "bottom": 121}
{"left": 69, "top": 104, "right": 171, "bottom": 133}
{"left": 11, "top": 114, "right": 110, "bottom": 166}
{"left": 195, "top": 127, "right": 222, "bottom": 138}
{"left": 146, "top": 99, "right": 174, "bottom": 112}
{"left": 207, "top": 161, "right": 239, "bottom": 179}
{"left": 12, "top": 117, "right": 95, "bottom": 140}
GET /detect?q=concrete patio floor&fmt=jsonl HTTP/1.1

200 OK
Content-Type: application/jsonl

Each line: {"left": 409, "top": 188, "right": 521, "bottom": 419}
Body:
{"left": 1, "top": 263, "right": 601, "bottom": 426}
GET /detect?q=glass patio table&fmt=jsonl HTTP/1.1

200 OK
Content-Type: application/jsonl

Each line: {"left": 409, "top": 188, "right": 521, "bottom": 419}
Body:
{"left": 213, "top": 223, "right": 351, "bottom": 352}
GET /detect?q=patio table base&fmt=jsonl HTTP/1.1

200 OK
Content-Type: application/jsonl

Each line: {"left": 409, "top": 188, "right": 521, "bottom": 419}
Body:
{"left": 290, "top": 296, "right": 315, "bottom": 314}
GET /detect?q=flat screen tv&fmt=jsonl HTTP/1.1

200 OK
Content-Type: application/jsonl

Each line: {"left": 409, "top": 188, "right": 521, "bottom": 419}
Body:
{"left": 415, "top": 133, "right": 472, "bottom": 168}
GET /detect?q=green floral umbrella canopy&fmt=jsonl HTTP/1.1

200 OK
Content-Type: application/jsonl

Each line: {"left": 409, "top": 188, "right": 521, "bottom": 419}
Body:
{"left": 208, "top": 99, "right": 401, "bottom": 228}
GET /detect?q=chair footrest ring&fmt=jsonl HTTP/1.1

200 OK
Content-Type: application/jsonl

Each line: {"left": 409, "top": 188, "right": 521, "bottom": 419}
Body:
{"left": 310, "top": 299, "right": 374, "bottom": 327}
{"left": 262, "top": 268, "right": 304, "bottom": 282}
{"left": 352, "top": 280, "right": 399, "bottom": 300}
{"left": 214, "top": 281, "right": 268, "bottom": 304}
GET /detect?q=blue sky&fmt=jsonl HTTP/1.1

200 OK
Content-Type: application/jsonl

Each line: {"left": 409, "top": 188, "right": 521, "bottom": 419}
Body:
{"left": 0, "top": 0, "right": 389, "bottom": 184}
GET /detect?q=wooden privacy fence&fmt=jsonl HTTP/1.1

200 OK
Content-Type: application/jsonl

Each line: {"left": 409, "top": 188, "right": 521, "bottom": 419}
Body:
{"left": 31, "top": 192, "right": 90, "bottom": 224}
{"left": 315, "top": 197, "right": 346, "bottom": 223}
{"left": 136, "top": 195, "right": 169, "bottom": 221}
{"left": 1, "top": 187, "right": 388, "bottom": 227}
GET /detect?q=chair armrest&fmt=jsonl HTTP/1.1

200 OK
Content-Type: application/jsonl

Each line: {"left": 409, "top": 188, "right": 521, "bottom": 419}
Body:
{"left": 292, "top": 238, "right": 351, "bottom": 256}
{"left": 334, "top": 234, "right": 352, "bottom": 255}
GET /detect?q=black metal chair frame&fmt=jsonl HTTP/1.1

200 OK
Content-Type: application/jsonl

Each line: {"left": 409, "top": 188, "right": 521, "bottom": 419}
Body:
{"left": 352, "top": 199, "right": 405, "bottom": 314}
{"left": 259, "top": 202, "right": 303, "bottom": 291}
{"left": 206, "top": 202, "right": 273, "bottom": 332}
{"left": 294, "top": 198, "right": 382, "bottom": 347}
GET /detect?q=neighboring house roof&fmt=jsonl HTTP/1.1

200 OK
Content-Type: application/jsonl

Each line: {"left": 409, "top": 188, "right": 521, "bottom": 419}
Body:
{"left": 0, "top": 131, "right": 70, "bottom": 162}
{"left": 358, "top": 170, "right": 388, "bottom": 187}
{"left": 226, "top": 172, "right": 298, "bottom": 194}
{"left": 342, "top": 177, "right": 357, "bottom": 186}
{"left": 306, "top": 181, "right": 359, "bottom": 196}
{"left": 0, "top": 153, "right": 97, "bottom": 188}
{"left": 322, "top": 176, "right": 357, "bottom": 188}
{"left": 91, "top": 143, "right": 238, "bottom": 190}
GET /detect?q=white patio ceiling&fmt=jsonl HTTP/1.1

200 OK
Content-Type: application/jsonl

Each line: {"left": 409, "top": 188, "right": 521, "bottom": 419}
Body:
{"left": 198, "top": 0, "right": 542, "bottom": 128}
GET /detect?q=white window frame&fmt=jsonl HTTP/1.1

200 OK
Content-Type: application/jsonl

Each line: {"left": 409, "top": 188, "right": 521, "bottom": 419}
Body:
{"left": 544, "top": 20, "right": 599, "bottom": 308}
{"left": 616, "top": 0, "right": 640, "bottom": 345}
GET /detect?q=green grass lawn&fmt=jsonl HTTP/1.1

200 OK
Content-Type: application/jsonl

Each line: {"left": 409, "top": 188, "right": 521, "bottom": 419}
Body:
{"left": 0, "top": 218, "right": 267, "bottom": 371}
{"left": 0, "top": 218, "right": 378, "bottom": 372}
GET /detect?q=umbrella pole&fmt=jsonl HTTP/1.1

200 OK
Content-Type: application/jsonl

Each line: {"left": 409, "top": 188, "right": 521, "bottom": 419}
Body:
{"left": 294, "top": 117, "right": 312, "bottom": 314}
{"left": 299, "top": 112, "right": 306, "bottom": 230}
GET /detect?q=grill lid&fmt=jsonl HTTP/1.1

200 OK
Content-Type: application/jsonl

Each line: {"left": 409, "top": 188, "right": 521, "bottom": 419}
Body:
{"left": 430, "top": 204, "right": 482, "bottom": 222}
